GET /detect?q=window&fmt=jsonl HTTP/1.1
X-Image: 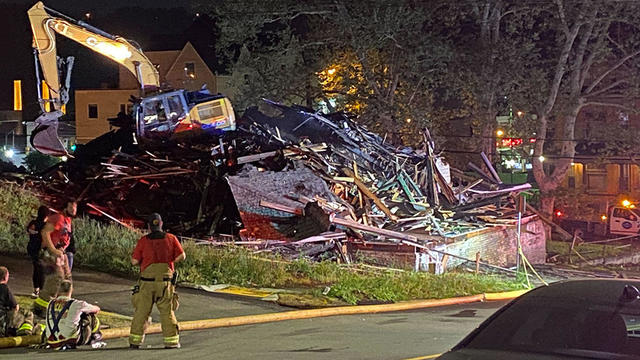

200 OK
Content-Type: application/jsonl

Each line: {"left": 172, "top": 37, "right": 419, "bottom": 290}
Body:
{"left": 166, "top": 95, "right": 186, "bottom": 123}
{"left": 613, "top": 208, "right": 637, "bottom": 221}
{"left": 184, "top": 62, "right": 195, "bottom": 79}
{"left": 88, "top": 104, "right": 98, "bottom": 119}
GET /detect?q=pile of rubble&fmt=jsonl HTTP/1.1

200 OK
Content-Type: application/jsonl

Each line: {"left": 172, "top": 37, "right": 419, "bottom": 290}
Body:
{"left": 14, "top": 99, "right": 532, "bottom": 263}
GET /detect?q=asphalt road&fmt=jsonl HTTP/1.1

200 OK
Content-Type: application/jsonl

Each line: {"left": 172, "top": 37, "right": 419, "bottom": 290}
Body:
{"left": 0, "top": 300, "right": 506, "bottom": 359}
{"left": 0, "top": 254, "right": 507, "bottom": 359}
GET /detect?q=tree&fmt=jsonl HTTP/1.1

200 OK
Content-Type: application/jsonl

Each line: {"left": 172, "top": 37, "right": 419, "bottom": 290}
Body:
{"left": 23, "top": 151, "right": 60, "bottom": 174}
{"left": 324, "top": 1, "right": 451, "bottom": 144}
{"left": 433, "top": 0, "right": 529, "bottom": 161}
{"left": 205, "top": 0, "right": 334, "bottom": 110}
{"left": 203, "top": 0, "right": 451, "bottom": 145}
{"left": 512, "top": 0, "right": 640, "bottom": 216}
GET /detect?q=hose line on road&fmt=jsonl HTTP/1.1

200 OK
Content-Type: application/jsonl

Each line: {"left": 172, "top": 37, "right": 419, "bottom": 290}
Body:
{"left": 0, "top": 289, "right": 529, "bottom": 349}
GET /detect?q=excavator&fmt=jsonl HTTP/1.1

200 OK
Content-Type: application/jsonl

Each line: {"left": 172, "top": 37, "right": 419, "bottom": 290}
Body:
{"left": 28, "top": 1, "right": 236, "bottom": 156}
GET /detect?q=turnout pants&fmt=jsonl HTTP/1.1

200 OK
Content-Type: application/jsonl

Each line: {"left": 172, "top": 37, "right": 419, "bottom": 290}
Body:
{"left": 129, "top": 263, "right": 179, "bottom": 347}
{"left": 0, "top": 308, "right": 35, "bottom": 337}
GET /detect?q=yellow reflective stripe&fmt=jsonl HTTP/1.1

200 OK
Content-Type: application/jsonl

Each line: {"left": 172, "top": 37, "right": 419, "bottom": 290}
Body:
{"left": 18, "top": 323, "right": 33, "bottom": 331}
{"left": 34, "top": 297, "right": 49, "bottom": 307}
{"left": 129, "top": 333, "right": 144, "bottom": 344}
{"left": 163, "top": 335, "right": 179, "bottom": 344}
{"left": 92, "top": 316, "right": 100, "bottom": 332}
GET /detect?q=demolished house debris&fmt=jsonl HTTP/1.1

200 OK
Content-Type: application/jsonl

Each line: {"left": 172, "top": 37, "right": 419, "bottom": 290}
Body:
{"left": 8, "top": 99, "right": 544, "bottom": 273}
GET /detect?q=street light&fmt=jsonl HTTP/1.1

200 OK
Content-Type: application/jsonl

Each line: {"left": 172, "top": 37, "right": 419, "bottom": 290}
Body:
{"left": 538, "top": 155, "right": 545, "bottom": 162}
{"left": 496, "top": 129, "right": 504, "bottom": 137}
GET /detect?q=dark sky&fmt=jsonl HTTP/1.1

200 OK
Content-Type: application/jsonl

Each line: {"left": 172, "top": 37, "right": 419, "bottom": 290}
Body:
{"left": 0, "top": 0, "right": 214, "bottom": 118}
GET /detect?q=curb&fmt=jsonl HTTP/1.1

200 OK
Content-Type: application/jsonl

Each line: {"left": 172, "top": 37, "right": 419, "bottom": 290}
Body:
{"left": 0, "top": 289, "right": 528, "bottom": 349}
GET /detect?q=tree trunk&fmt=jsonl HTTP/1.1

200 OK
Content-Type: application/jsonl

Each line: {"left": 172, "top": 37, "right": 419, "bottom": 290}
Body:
{"left": 480, "top": 112, "right": 496, "bottom": 163}
{"left": 539, "top": 193, "right": 555, "bottom": 218}
{"left": 539, "top": 193, "right": 556, "bottom": 242}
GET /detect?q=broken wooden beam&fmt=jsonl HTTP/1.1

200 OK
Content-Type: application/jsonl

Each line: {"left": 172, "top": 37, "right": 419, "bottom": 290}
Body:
{"left": 330, "top": 215, "right": 417, "bottom": 241}
{"left": 480, "top": 151, "right": 503, "bottom": 184}
{"left": 342, "top": 168, "right": 398, "bottom": 222}
{"left": 258, "top": 200, "right": 304, "bottom": 215}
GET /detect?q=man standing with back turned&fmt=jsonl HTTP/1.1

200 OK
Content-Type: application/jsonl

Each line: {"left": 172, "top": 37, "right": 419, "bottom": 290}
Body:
{"left": 129, "top": 213, "right": 185, "bottom": 349}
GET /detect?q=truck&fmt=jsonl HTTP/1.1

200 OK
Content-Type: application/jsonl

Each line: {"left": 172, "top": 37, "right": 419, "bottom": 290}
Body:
{"left": 557, "top": 203, "right": 640, "bottom": 239}
{"left": 28, "top": 2, "right": 236, "bottom": 156}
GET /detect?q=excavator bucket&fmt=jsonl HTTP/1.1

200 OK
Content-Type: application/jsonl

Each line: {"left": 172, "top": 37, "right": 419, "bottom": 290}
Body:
{"left": 30, "top": 111, "right": 68, "bottom": 156}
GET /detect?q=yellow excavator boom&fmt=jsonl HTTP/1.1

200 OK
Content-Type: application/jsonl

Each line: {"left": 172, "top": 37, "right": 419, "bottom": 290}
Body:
{"left": 28, "top": 1, "right": 160, "bottom": 110}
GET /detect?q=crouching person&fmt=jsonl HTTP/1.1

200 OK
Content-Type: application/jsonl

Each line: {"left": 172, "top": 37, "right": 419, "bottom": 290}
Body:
{"left": 44, "top": 280, "right": 103, "bottom": 349}
{"left": 0, "top": 266, "right": 35, "bottom": 337}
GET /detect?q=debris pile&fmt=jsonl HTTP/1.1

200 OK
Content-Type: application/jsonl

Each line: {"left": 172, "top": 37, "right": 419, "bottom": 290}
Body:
{"left": 13, "top": 99, "right": 533, "bottom": 263}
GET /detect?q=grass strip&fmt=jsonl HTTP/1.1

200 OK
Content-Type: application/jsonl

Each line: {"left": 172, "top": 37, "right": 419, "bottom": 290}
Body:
{"left": 0, "top": 182, "right": 525, "bottom": 304}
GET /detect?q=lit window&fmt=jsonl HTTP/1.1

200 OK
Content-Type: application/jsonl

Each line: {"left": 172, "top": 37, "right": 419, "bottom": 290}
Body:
{"left": 88, "top": 104, "right": 98, "bottom": 119}
{"left": 184, "top": 62, "right": 196, "bottom": 79}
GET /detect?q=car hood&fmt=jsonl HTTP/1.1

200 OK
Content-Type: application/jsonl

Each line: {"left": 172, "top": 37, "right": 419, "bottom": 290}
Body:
{"left": 438, "top": 348, "right": 603, "bottom": 360}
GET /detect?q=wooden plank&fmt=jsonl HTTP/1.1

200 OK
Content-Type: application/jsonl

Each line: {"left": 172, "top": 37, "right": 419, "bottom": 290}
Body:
{"left": 433, "top": 165, "right": 457, "bottom": 204}
{"left": 525, "top": 203, "right": 578, "bottom": 242}
{"left": 259, "top": 200, "right": 304, "bottom": 215}
{"left": 119, "top": 170, "right": 195, "bottom": 180}
{"left": 331, "top": 216, "right": 417, "bottom": 241}
{"left": 467, "top": 162, "right": 499, "bottom": 184}
{"left": 342, "top": 168, "right": 398, "bottom": 222}
{"left": 480, "top": 151, "right": 503, "bottom": 184}
{"left": 454, "top": 179, "right": 483, "bottom": 195}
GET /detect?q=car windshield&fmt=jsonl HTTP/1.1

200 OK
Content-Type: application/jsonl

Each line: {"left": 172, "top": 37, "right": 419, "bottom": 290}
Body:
{"left": 464, "top": 295, "right": 640, "bottom": 358}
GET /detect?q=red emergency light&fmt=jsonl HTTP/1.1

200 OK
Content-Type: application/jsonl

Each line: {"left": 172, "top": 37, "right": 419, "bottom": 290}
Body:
{"left": 501, "top": 138, "right": 524, "bottom": 147}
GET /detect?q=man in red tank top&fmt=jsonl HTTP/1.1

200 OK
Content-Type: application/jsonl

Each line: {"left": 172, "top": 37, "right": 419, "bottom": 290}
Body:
{"left": 34, "top": 200, "right": 76, "bottom": 317}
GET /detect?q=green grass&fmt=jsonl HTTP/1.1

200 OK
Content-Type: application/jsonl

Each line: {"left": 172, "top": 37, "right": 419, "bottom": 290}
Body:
{"left": 0, "top": 182, "right": 525, "bottom": 305}
{"left": 547, "top": 240, "right": 628, "bottom": 262}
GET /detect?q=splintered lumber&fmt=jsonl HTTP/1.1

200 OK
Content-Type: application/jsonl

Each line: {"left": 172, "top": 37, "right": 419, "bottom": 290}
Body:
{"left": 259, "top": 200, "right": 304, "bottom": 215}
{"left": 480, "top": 152, "right": 503, "bottom": 184}
{"left": 525, "top": 203, "right": 579, "bottom": 242}
{"left": 433, "top": 165, "right": 457, "bottom": 204}
{"left": 86, "top": 203, "right": 134, "bottom": 230}
{"left": 330, "top": 216, "right": 417, "bottom": 241}
{"left": 467, "top": 183, "right": 531, "bottom": 195}
{"left": 455, "top": 179, "right": 483, "bottom": 195}
{"left": 236, "top": 150, "right": 280, "bottom": 164}
{"left": 119, "top": 170, "right": 195, "bottom": 180}
{"left": 467, "top": 162, "right": 499, "bottom": 184}
{"left": 342, "top": 168, "right": 398, "bottom": 222}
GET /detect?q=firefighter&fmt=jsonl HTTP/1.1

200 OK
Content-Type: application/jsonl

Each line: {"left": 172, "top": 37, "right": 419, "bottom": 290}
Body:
{"left": 0, "top": 266, "right": 35, "bottom": 337}
{"left": 34, "top": 200, "right": 76, "bottom": 318}
{"left": 44, "top": 280, "right": 104, "bottom": 349}
{"left": 129, "top": 213, "right": 185, "bottom": 349}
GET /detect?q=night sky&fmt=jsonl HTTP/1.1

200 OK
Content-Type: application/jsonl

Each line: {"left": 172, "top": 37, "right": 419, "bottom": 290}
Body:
{"left": 0, "top": 0, "right": 212, "bottom": 119}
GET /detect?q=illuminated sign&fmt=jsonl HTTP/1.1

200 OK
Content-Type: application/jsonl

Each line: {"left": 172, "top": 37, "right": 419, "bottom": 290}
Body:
{"left": 500, "top": 138, "right": 523, "bottom": 147}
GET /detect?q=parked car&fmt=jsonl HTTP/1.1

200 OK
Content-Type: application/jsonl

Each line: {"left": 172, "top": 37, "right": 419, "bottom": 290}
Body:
{"left": 439, "top": 280, "right": 640, "bottom": 359}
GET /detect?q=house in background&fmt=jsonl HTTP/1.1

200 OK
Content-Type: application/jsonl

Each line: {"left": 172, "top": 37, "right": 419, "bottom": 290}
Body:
{"left": 75, "top": 42, "right": 227, "bottom": 144}
{"left": 558, "top": 105, "right": 640, "bottom": 219}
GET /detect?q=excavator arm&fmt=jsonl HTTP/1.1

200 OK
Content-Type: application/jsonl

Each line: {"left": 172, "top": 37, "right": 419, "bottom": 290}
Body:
{"left": 28, "top": 1, "right": 160, "bottom": 155}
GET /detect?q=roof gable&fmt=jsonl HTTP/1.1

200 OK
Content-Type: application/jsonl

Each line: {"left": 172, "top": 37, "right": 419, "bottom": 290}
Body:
{"left": 165, "top": 42, "right": 216, "bottom": 80}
